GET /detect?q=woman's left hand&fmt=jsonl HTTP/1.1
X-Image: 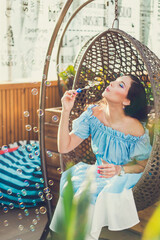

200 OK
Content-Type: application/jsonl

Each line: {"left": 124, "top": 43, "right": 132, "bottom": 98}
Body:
{"left": 97, "top": 160, "right": 121, "bottom": 178}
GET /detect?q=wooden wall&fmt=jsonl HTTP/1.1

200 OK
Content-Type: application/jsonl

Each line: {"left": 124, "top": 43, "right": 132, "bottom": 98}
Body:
{"left": 0, "top": 81, "right": 61, "bottom": 146}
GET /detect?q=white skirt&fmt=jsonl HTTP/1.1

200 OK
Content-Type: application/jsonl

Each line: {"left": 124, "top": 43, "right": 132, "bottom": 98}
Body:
{"left": 50, "top": 188, "right": 140, "bottom": 239}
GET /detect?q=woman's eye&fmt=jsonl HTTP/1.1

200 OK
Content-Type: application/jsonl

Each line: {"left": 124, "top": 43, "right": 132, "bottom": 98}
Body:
{"left": 119, "top": 83, "right": 124, "bottom": 88}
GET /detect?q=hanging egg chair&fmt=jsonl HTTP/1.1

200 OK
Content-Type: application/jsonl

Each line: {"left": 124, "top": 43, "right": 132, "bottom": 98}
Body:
{"left": 61, "top": 28, "right": 160, "bottom": 211}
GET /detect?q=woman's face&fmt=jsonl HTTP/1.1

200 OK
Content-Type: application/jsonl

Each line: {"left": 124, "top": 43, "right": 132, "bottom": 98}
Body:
{"left": 102, "top": 76, "right": 132, "bottom": 106}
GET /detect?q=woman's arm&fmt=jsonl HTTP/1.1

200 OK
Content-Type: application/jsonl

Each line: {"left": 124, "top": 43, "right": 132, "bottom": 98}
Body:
{"left": 123, "top": 159, "right": 148, "bottom": 174}
{"left": 98, "top": 159, "right": 148, "bottom": 178}
{"left": 58, "top": 90, "right": 84, "bottom": 154}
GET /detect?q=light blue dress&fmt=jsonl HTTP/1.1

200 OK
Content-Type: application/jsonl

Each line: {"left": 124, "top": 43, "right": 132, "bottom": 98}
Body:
{"left": 50, "top": 105, "right": 152, "bottom": 237}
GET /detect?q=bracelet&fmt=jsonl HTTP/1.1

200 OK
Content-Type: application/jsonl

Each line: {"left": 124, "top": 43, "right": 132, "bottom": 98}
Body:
{"left": 118, "top": 165, "right": 125, "bottom": 176}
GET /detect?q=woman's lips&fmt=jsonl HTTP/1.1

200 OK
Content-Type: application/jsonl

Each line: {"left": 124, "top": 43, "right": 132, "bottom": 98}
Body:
{"left": 105, "top": 86, "right": 110, "bottom": 92}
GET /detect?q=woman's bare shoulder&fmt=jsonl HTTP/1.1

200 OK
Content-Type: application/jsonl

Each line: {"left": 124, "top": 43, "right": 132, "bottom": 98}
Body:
{"left": 92, "top": 105, "right": 103, "bottom": 116}
{"left": 125, "top": 117, "right": 145, "bottom": 137}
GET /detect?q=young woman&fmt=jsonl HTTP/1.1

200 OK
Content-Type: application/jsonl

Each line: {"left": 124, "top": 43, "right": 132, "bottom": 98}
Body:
{"left": 50, "top": 75, "right": 152, "bottom": 240}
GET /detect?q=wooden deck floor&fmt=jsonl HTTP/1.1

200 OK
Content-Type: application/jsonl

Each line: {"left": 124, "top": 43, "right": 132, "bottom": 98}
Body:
{"left": 0, "top": 207, "right": 48, "bottom": 240}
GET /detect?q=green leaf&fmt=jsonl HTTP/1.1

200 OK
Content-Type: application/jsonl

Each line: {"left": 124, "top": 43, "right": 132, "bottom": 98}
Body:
{"left": 53, "top": 169, "right": 93, "bottom": 240}
{"left": 142, "top": 204, "right": 160, "bottom": 240}
{"left": 63, "top": 170, "right": 74, "bottom": 229}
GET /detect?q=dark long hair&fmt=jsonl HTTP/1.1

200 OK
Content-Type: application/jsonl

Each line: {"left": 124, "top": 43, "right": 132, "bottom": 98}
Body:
{"left": 124, "top": 74, "right": 148, "bottom": 122}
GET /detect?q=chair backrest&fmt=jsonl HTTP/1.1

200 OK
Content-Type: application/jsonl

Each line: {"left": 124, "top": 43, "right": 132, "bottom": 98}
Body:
{"left": 61, "top": 28, "right": 160, "bottom": 211}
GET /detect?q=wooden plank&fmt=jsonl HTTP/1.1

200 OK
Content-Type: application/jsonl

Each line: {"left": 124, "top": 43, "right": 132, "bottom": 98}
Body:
{"left": 6, "top": 89, "right": 10, "bottom": 144}
{"left": 47, "top": 167, "right": 61, "bottom": 181}
{"left": 10, "top": 89, "right": 14, "bottom": 143}
{"left": 17, "top": 89, "right": 23, "bottom": 141}
{"left": 46, "top": 152, "right": 60, "bottom": 168}
{"left": 48, "top": 179, "right": 60, "bottom": 193}
{"left": 21, "top": 88, "right": 25, "bottom": 140}
{"left": 45, "top": 123, "right": 58, "bottom": 138}
{"left": 2, "top": 90, "right": 7, "bottom": 145}
{"left": 14, "top": 89, "right": 18, "bottom": 142}
{"left": 31, "top": 85, "right": 39, "bottom": 140}
{"left": 45, "top": 107, "right": 62, "bottom": 124}
{"left": 131, "top": 219, "right": 148, "bottom": 234}
{"left": 131, "top": 203, "right": 158, "bottom": 234}
{"left": 0, "top": 81, "right": 58, "bottom": 90}
{"left": 0, "top": 82, "right": 61, "bottom": 145}
{"left": 45, "top": 136, "right": 58, "bottom": 152}
{"left": 50, "top": 192, "right": 59, "bottom": 208}
{"left": 0, "top": 90, "right": 3, "bottom": 146}
{"left": 25, "top": 88, "right": 30, "bottom": 140}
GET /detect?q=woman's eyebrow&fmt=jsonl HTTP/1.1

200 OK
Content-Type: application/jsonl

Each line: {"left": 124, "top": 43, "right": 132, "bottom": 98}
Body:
{"left": 120, "top": 81, "right": 126, "bottom": 86}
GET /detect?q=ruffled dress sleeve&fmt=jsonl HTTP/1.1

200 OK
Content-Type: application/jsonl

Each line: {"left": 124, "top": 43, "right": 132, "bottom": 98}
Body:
{"left": 70, "top": 105, "right": 94, "bottom": 139}
{"left": 130, "top": 128, "right": 152, "bottom": 161}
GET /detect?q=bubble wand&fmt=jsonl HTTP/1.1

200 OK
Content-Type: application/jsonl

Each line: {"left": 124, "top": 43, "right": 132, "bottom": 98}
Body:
{"left": 75, "top": 80, "right": 103, "bottom": 93}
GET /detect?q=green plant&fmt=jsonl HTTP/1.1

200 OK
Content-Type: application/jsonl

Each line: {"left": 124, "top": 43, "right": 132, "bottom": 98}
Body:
{"left": 59, "top": 65, "right": 76, "bottom": 90}
{"left": 53, "top": 168, "right": 94, "bottom": 240}
{"left": 142, "top": 204, "right": 160, "bottom": 240}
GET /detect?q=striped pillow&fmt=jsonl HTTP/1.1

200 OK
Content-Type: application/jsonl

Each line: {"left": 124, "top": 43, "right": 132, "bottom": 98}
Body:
{"left": 0, "top": 141, "right": 44, "bottom": 208}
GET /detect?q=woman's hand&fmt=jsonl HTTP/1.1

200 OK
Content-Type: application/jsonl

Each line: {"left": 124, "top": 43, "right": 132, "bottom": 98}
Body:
{"left": 61, "top": 90, "right": 78, "bottom": 112}
{"left": 97, "top": 160, "right": 121, "bottom": 178}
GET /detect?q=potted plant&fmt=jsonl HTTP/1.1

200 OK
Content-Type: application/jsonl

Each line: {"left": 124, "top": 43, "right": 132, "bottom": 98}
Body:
{"left": 59, "top": 65, "right": 76, "bottom": 90}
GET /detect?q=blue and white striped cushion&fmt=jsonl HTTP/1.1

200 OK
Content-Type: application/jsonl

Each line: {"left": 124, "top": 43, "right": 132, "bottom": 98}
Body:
{"left": 0, "top": 141, "right": 44, "bottom": 208}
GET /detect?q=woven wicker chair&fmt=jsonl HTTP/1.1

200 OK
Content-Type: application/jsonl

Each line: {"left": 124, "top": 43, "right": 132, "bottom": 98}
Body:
{"left": 60, "top": 28, "right": 160, "bottom": 211}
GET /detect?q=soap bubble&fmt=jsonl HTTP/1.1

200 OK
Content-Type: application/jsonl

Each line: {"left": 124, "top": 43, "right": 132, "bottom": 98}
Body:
{"left": 40, "top": 196, "right": 45, "bottom": 202}
{"left": 35, "top": 183, "right": 40, "bottom": 189}
{"left": 43, "top": 187, "right": 50, "bottom": 194}
{"left": 29, "top": 153, "right": 34, "bottom": 159}
{"left": 35, "top": 209, "right": 39, "bottom": 214}
{"left": 37, "top": 109, "right": 44, "bottom": 117}
{"left": 30, "top": 225, "right": 35, "bottom": 232}
{"left": 19, "top": 202, "right": 25, "bottom": 209}
{"left": 32, "top": 219, "right": 38, "bottom": 225}
{"left": 23, "top": 111, "right": 29, "bottom": 117}
{"left": 46, "top": 193, "right": 53, "bottom": 200}
{"left": 17, "top": 169, "right": 22, "bottom": 174}
{"left": 1, "top": 145, "right": 8, "bottom": 152}
{"left": 38, "top": 191, "right": 43, "bottom": 198}
{"left": 0, "top": 191, "right": 3, "bottom": 199}
{"left": 88, "top": 80, "right": 95, "bottom": 87}
{"left": 27, "top": 145, "right": 32, "bottom": 152}
{"left": 33, "top": 126, "right": 39, "bottom": 133}
{"left": 31, "top": 88, "right": 38, "bottom": 95}
{"left": 40, "top": 178, "right": 44, "bottom": 183}
{"left": 9, "top": 203, "right": 14, "bottom": 209}
{"left": 36, "top": 215, "right": 40, "bottom": 221}
{"left": 24, "top": 180, "right": 30, "bottom": 187}
{"left": 52, "top": 115, "right": 59, "bottom": 122}
{"left": 57, "top": 168, "right": 62, "bottom": 174}
{"left": 46, "top": 150, "right": 52, "bottom": 157}
{"left": 43, "top": 74, "right": 46, "bottom": 79}
{"left": 36, "top": 166, "right": 41, "bottom": 171}
{"left": 44, "top": 80, "right": 51, "bottom": 87}
{"left": 7, "top": 189, "right": 12, "bottom": 195}
{"left": 18, "top": 197, "right": 22, "bottom": 203}
{"left": 48, "top": 180, "right": 54, "bottom": 186}
{"left": 25, "top": 124, "right": 32, "bottom": 131}
{"left": 18, "top": 213, "right": 23, "bottom": 219}
{"left": 3, "top": 206, "right": 8, "bottom": 213}
{"left": 46, "top": 55, "right": 51, "bottom": 61}
{"left": 21, "top": 189, "right": 27, "bottom": 196}
{"left": 35, "top": 150, "right": 39, "bottom": 156}
{"left": 31, "top": 142, "right": 36, "bottom": 148}
{"left": 39, "top": 206, "right": 47, "bottom": 214}
{"left": 32, "top": 200, "right": 36, "bottom": 206}
{"left": 4, "top": 220, "right": 9, "bottom": 227}
{"left": 24, "top": 209, "right": 29, "bottom": 216}
{"left": 18, "top": 225, "right": 24, "bottom": 231}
